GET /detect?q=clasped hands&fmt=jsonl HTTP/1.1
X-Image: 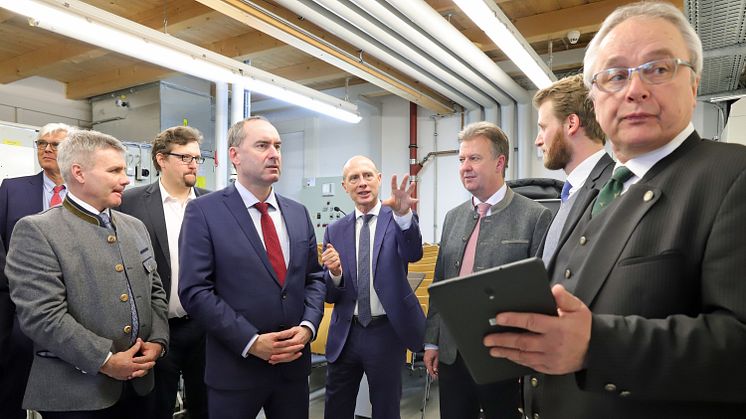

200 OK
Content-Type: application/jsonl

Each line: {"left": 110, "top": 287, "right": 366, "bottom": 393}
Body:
{"left": 249, "top": 326, "right": 313, "bottom": 365}
{"left": 483, "top": 284, "right": 592, "bottom": 375}
{"left": 99, "top": 338, "right": 163, "bottom": 381}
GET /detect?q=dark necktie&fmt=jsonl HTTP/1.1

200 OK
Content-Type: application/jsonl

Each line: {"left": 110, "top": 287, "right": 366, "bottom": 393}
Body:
{"left": 560, "top": 180, "right": 572, "bottom": 203}
{"left": 591, "top": 166, "right": 634, "bottom": 217}
{"left": 356, "top": 214, "right": 374, "bottom": 327}
{"left": 50, "top": 185, "right": 65, "bottom": 207}
{"left": 459, "top": 203, "right": 490, "bottom": 276}
{"left": 101, "top": 211, "right": 138, "bottom": 343}
{"left": 254, "top": 202, "right": 287, "bottom": 286}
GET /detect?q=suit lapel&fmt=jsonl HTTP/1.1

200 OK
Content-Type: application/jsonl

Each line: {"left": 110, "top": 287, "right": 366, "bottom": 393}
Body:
{"left": 144, "top": 183, "right": 171, "bottom": 270}
{"left": 574, "top": 184, "right": 661, "bottom": 306}
{"left": 29, "top": 172, "right": 45, "bottom": 213}
{"left": 340, "top": 214, "right": 359, "bottom": 292}
{"left": 372, "top": 205, "right": 392, "bottom": 280}
{"left": 222, "top": 185, "right": 279, "bottom": 285}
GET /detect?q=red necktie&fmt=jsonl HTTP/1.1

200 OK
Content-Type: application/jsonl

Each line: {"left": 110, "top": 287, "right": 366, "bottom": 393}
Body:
{"left": 254, "top": 202, "right": 287, "bottom": 286}
{"left": 459, "top": 203, "right": 490, "bottom": 276}
{"left": 50, "top": 185, "right": 65, "bottom": 207}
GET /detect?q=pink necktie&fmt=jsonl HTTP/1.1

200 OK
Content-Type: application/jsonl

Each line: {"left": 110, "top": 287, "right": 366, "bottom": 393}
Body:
{"left": 50, "top": 185, "right": 65, "bottom": 207}
{"left": 459, "top": 203, "right": 490, "bottom": 276}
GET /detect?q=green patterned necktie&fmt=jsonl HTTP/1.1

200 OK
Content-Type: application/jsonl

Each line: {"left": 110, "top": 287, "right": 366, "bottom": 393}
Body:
{"left": 591, "top": 166, "right": 634, "bottom": 217}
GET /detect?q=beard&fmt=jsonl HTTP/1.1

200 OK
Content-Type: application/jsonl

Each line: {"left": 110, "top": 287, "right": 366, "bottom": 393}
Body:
{"left": 543, "top": 130, "right": 572, "bottom": 171}
{"left": 183, "top": 173, "right": 197, "bottom": 188}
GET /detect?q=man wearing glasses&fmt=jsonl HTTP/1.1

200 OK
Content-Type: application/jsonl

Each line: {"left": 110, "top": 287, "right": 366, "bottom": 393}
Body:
{"left": 483, "top": 2, "right": 746, "bottom": 418}
{"left": 0, "top": 122, "right": 73, "bottom": 419}
{"left": 118, "top": 126, "right": 209, "bottom": 419}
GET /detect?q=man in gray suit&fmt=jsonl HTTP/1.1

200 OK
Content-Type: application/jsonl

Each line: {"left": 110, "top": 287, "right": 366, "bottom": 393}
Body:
{"left": 423, "top": 121, "right": 551, "bottom": 419}
{"left": 484, "top": 2, "right": 746, "bottom": 418}
{"left": 5, "top": 129, "right": 169, "bottom": 419}
{"left": 119, "top": 126, "right": 209, "bottom": 419}
{"left": 533, "top": 74, "right": 614, "bottom": 265}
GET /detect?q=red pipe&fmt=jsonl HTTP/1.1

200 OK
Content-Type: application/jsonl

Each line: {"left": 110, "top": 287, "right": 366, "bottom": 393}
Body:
{"left": 409, "top": 102, "right": 420, "bottom": 212}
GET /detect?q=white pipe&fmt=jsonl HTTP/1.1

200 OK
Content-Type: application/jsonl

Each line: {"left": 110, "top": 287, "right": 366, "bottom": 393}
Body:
{"left": 320, "top": 0, "right": 497, "bottom": 108}
{"left": 231, "top": 83, "right": 245, "bottom": 126}
{"left": 385, "top": 0, "right": 530, "bottom": 104}
{"left": 274, "top": 0, "right": 480, "bottom": 110}
{"left": 351, "top": 0, "right": 510, "bottom": 106}
{"left": 215, "top": 81, "right": 229, "bottom": 189}
{"left": 517, "top": 103, "right": 533, "bottom": 179}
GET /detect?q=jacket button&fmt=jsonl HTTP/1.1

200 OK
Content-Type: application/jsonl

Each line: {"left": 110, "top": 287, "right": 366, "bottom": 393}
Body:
{"left": 115, "top": 264, "right": 124, "bottom": 272}
{"left": 123, "top": 325, "right": 132, "bottom": 334}
{"left": 281, "top": 293, "right": 287, "bottom": 300}
{"left": 107, "top": 235, "right": 117, "bottom": 243}
{"left": 530, "top": 376, "right": 539, "bottom": 387}
{"left": 619, "top": 390, "right": 631, "bottom": 397}
{"left": 564, "top": 269, "right": 572, "bottom": 279}
{"left": 462, "top": 236, "right": 468, "bottom": 241}
{"left": 643, "top": 190, "right": 655, "bottom": 201}
{"left": 579, "top": 236, "right": 587, "bottom": 245}
{"left": 120, "top": 294, "right": 129, "bottom": 302}
{"left": 455, "top": 261, "right": 460, "bottom": 267}
{"left": 604, "top": 383, "right": 617, "bottom": 392}
{"left": 533, "top": 413, "right": 540, "bottom": 419}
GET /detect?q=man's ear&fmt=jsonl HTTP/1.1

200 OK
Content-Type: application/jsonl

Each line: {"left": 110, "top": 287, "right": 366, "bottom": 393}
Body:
{"left": 71, "top": 163, "right": 84, "bottom": 184}
{"left": 566, "top": 114, "right": 581, "bottom": 137}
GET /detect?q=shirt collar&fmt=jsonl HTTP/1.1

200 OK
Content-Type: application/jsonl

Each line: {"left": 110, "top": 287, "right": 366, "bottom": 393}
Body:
{"left": 66, "top": 191, "right": 107, "bottom": 217}
{"left": 42, "top": 172, "right": 64, "bottom": 193}
{"left": 566, "top": 149, "right": 607, "bottom": 196}
{"left": 472, "top": 183, "right": 507, "bottom": 208}
{"left": 158, "top": 179, "right": 196, "bottom": 204}
{"left": 234, "top": 180, "right": 279, "bottom": 210}
{"left": 354, "top": 201, "right": 381, "bottom": 219}
{"left": 616, "top": 122, "right": 694, "bottom": 179}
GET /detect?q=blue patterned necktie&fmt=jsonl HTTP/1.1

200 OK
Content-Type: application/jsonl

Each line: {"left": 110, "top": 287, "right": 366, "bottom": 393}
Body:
{"left": 102, "top": 211, "right": 139, "bottom": 343}
{"left": 356, "top": 214, "right": 374, "bottom": 327}
{"left": 560, "top": 180, "right": 572, "bottom": 203}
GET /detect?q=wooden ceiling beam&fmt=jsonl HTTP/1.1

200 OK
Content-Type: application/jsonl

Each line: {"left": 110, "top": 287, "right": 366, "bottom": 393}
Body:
{"left": 0, "top": 0, "right": 210, "bottom": 84}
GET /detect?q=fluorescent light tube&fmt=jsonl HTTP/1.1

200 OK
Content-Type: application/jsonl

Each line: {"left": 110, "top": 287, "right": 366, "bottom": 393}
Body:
{"left": 0, "top": 0, "right": 362, "bottom": 123}
{"left": 453, "top": 0, "right": 554, "bottom": 89}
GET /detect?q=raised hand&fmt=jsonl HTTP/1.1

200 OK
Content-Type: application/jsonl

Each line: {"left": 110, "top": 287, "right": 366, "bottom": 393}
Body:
{"left": 381, "top": 174, "right": 418, "bottom": 216}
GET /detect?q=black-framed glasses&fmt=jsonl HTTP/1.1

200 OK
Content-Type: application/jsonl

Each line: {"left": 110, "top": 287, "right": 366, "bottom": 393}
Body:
{"left": 591, "top": 58, "right": 695, "bottom": 93}
{"left": 165, "top": 152, "right": 205, "bottom": 164}
{"left": 34, "top": 140, "right": 61, "bottom": 151}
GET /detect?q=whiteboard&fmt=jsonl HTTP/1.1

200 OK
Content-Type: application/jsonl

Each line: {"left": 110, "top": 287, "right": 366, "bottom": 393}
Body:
{"left": 0, "top": 122, "right": 39, "bottom": 182}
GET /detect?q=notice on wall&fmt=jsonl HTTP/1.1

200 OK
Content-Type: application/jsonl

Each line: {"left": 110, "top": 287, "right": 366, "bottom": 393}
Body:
{"left": 0, "top": 143, "right": 35, "bottom": 183}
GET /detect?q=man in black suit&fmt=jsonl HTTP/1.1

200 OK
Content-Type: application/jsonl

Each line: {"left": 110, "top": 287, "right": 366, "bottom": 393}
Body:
{"left": 119, "top": 126, "right": 209, "bottom": 419}
{"left": 484, "top": 2, "right": 746, "bottom": 418}
{"left": 533, "top": 74, "right": 613, "bottom": 265}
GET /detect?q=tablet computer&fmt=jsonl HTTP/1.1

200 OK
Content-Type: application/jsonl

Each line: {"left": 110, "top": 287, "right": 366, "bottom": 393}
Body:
{"left": 428, "top": 257, "right": 557, "bottom": 384}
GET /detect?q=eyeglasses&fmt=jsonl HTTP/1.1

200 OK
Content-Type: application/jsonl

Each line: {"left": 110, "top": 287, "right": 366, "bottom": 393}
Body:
{"left": 34, "top": 140, "right": 61, "bottom": 151}
{"left": 591, "top": 58, "right": 695, "bottom": 93}
{"left": 165, "top": 152, "right": 205, "bottom": 164}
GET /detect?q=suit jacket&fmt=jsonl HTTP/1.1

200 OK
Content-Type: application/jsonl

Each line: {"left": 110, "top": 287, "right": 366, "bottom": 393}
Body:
{"left": 524, "top": 132, "right": 746, "bottom": 419}
{"left": 4, "top": 199, "right": 169, "bottom": 411}
{"left": 425, "top": 187, "right": 552, "bottom": 364}
{"left": 538, "top": 153, "right": 615, "bottom": 268}
{"left": 0, "top": 172, "right": 44, "bottom": 365}
{"left": 323, "top": 205, "right": 426, "bottom": 362}
{"left": 118, "top": 181, "right": 209, "bottom": 301}
{"left": 178, "top": 184, "right": 326, "bottom": 390}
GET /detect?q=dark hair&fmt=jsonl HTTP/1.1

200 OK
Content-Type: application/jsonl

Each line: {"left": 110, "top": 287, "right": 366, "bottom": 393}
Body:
{"left": 151, "top": 126, "right": 203, "bottom": 173}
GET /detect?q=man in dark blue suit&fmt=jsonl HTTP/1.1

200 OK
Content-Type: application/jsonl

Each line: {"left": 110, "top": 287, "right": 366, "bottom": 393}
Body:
{"left": 178, "top": 116, "right": 326, "bottom": 419}
{"left": 320, "top": 155, "right": 425, "bottom": 419}
{"left": 0, "top": 122, "right": 72, "bottom": 419}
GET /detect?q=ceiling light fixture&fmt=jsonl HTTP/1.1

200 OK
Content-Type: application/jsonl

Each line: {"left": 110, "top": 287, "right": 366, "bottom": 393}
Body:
{"left": 453, "top": 0, "right": 555, "bottom": 89}
{"left": 0, "top": 0, "right": 362, "bottom": 123}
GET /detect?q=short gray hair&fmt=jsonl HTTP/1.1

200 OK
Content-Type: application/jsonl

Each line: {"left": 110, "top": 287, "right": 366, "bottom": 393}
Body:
{"left": 57, "top": 130, "right": 126, "bottom": 184}
{"left": 583, "top": 1, "right": 703, "bottom": 88}
{"left": 227, "top": 115, "right": 270, "bottom": 148}
{"left": 38, "top": 122, "right": 74, "bottom": 141}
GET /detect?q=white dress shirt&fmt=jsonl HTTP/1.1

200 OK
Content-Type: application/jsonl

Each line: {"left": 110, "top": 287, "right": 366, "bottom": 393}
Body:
{"left": 616, "top": 122, "right": 694, "bottom": 194}
{"left": 42, "top": 173, "right": 67, "bottom": 210}
{"left": 565, "top": 149, "right": 607, "bottom": 198}
{"left": 158, "top": 180, "right": 196, "bottom": 319}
